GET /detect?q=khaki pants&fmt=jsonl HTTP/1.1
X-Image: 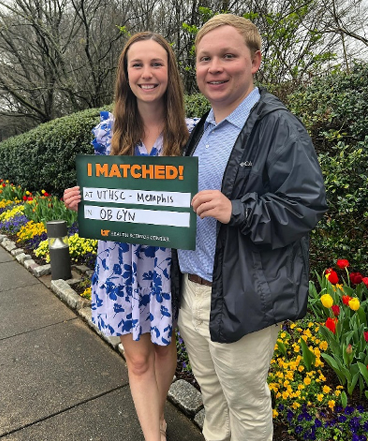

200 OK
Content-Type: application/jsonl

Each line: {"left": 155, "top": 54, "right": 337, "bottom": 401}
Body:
{"left": 178, "top": 275, "right": 280, "bottom": 441}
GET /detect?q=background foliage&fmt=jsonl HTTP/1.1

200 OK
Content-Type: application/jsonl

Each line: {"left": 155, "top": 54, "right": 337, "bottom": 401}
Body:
{"left": 285, "top": 63, "right": 368, "bottom": 274}
{"left": 0, "top": 0, "right": 367, "bottom": 138}
{"left": 0, "top": 64, "right": 367, "bottom": 274}
{"left": 0, "top": 108, "right": 105, "bottom": 197}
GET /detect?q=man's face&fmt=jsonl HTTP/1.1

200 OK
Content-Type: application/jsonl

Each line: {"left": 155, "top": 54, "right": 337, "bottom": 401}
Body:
{"left": 196, "top": 25, "right": 261, "bottom": 121}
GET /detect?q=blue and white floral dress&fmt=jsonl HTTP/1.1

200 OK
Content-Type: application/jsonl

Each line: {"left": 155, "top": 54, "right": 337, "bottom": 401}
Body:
{"left": 90, "top": 111, "right": 198, "bottom": 346}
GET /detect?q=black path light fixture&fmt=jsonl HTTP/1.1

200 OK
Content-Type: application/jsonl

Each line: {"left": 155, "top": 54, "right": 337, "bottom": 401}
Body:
{"left": 46, "top": 220, "right": 72, "bottom": 280}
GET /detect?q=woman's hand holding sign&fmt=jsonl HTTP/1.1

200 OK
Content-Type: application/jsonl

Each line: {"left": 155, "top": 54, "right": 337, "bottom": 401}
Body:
{"left": 63, "top": 186, "right": 81, "bottom": 212}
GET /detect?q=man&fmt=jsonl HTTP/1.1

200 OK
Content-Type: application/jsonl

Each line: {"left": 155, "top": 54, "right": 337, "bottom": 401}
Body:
{"left": 177, "top": 13, "right": 328, "bottom": 441}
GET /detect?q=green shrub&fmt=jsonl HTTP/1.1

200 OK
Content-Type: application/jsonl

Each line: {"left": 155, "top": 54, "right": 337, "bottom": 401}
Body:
{"left": 288, "top": 63, "right": 368, "bottom": 274}
{"left": 0, "top": 106, "right": 111, "bottom": 198}
{"left": 184, "top": 93, "right": 210, "bottom": 118}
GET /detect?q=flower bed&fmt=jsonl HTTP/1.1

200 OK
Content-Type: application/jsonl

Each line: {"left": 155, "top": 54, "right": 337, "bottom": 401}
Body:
{"left": 1, "top": 178, "right": 368, "bottom": 440}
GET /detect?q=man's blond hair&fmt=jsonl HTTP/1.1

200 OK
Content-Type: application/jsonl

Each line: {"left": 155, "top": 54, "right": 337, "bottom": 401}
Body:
{"left": 195, "top": 14, "right": 262, "bottom": 56}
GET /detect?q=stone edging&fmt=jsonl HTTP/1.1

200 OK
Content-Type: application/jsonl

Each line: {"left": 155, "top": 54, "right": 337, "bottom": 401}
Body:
{"left": 0, "top": 234, "right": 205, "bottom": 430}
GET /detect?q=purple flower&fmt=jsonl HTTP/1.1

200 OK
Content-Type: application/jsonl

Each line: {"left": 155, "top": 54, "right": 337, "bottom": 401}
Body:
{"left": 345, "top": 406, "right": 355, "bottom": 415}
{"left": 0, "top": 214, "right": 28, "bottom": 233}
{"left": 81, "top": 251, "right": 97, "bottom": 269}
{"left": 295, "top": 425, "right": 303, "bottom": 434}
{"left": 349, "top": 416, "right": 362, "bottom": 432}
{"left": 287, "top": 410, "right": 294, "bottom": 422}
{"left": 24, "top": 232, "right": 48, "bottom": 250}
{"left": 68, "top": 222, "right": 79, "bottom": 236}
{"left": 304, "top": 412, "right": 312, "bottom": 422}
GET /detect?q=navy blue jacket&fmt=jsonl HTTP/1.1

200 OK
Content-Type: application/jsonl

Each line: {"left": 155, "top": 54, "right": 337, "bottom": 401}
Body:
{"left": 174, "top": 88, "right": 328, "bottom": 343}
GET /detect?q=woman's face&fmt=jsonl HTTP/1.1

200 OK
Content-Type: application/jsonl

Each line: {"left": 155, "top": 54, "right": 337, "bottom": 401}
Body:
{"left": 126, "top": 39, "right": 169, "bottom": 106}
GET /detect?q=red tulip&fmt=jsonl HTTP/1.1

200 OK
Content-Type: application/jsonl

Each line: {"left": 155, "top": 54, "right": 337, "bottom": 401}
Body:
{"left": 350, "top": 272, "right": 363, "bottom": 285}
{"left": 342, "top": 295, "right": 352, "bottom": 306}
{"left": 325, "top": 317, "right": 337, "bottom": 334}
{"left": 362, "top": 277, "right": 368, "bottom": 288}
{"left": 326, "top": 270, "right": 339, "bottom": 285}
{"left": 337, "top": 259, "right": 350, "bottom": 269}
{"left": 364, "top": 331, "right": 368, "bottom": 343}
{"left": 331, "top": 305, "right": 340, "bottom": 317}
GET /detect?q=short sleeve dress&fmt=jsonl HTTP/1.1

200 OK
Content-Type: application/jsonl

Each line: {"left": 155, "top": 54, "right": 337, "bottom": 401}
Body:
{"left": 91, "top": 111, "right": 198, "bottom": 346}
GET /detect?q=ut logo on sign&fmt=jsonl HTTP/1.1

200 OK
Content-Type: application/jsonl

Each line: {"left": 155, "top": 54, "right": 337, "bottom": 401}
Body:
{"left": 101, "top": 229, "right": 110, "bottom": 237}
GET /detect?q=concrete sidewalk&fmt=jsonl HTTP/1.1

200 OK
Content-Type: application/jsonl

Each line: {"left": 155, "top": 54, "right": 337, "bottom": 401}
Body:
{"left": 0, "top": 244, "right": 204, "bottom": 441}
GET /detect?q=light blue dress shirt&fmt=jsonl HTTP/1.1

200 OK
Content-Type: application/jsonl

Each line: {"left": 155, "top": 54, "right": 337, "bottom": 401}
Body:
{"left": 178, "top": 88, "right": 260, "bottom": 281}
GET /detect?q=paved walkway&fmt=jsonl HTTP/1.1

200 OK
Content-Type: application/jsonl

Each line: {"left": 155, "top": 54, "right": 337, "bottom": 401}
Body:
{"left": 0, "top": 245, "right": 204, "bottom": 441}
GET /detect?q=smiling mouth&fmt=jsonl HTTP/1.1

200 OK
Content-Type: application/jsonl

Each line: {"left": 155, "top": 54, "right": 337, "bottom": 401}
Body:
{"left": 208, "top": 80, "right": 227, "bottom": 85}
{"left": 139, "top": 84, "right": 158, "bottom": 90}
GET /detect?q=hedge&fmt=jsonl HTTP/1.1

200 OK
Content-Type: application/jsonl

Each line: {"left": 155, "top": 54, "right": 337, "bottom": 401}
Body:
{"left": 0, "top": 107, "right": 110, "bottom": 198}
{"left": 286, "top": 63, "right": 368, "bottom": 275}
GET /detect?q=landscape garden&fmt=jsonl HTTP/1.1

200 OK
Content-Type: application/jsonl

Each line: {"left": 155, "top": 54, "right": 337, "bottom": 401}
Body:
{"left": 1, "top": 59, "right": 368, "bottom": 439}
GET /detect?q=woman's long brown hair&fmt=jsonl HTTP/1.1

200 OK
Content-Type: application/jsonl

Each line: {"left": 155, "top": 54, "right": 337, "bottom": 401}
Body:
{"left": 111, "top": 32, "right": 189, "bottom": 157}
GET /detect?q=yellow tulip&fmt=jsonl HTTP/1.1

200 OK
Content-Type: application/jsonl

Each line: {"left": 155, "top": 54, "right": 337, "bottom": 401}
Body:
{"left": 348, "top": 298, "right": 360, "bottom": 311}
{"left": 320, "top": 294, "right": 334, "bottom": 308}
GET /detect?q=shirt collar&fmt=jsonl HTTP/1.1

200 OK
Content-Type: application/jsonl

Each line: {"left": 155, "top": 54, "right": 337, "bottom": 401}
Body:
{"left": 205, "top": 87, "right": 260, "bottom": 130}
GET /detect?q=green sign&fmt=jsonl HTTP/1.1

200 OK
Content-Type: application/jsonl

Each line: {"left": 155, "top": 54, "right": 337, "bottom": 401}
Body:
{"left": 76, "top": 154, "right": 198, "bottom": 250}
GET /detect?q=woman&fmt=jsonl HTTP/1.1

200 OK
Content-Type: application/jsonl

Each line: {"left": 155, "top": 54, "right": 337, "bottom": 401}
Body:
{"left": 63, "top": 32, "right": 197, "bottom": 441}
